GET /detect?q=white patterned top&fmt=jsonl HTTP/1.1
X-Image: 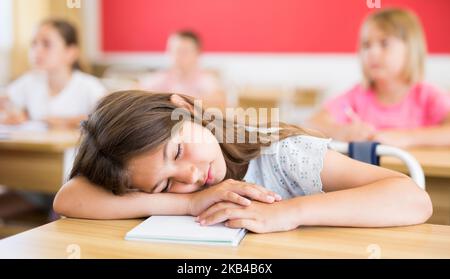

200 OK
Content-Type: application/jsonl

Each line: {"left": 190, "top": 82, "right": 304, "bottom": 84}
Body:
{"left": 243, "top": 135, "right": 331, "bottom": 199}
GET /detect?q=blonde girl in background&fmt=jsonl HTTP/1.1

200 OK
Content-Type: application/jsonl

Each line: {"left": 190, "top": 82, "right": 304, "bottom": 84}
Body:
{"left": 308, "top": 8, "right": 450, "bottom": 148}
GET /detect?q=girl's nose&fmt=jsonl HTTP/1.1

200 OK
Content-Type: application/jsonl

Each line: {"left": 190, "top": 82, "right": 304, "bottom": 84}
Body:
{"left": 369, "top": 44, "right": 382, "bottom": 56}
{"left": 176, "top": 164, "right": 202, "bottom": 186}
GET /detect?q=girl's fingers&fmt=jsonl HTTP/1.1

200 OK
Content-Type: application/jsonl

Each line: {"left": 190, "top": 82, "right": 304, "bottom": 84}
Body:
{"left": 197, "top": 202, "right": 236, "bottom": 221}
{"left": 222, "top": 191, "right": 251, "bottom": 206}
{"left": 273, "top": 193, "right": 282, "bottom": 201}
{"left": 238, "top": 184, "right": 275, "bottom": 203}
{"left": 247, "top": 183, "right": 282, "bottom": 201}
{"left": 200, "top": 207, "right": 250, "bottom": 226}
{"left": 225, "top": 219, "right": 260, "bottom": 232}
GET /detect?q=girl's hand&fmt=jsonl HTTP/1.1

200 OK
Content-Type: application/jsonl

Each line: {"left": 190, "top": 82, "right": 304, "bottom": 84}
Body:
{"left": 342, "top": 120, "right": 376, "bottom": 141}
{"left": 0, "top": 95, "right": 9, "bottom": 110}
{"left": 342, "top": 107, "right": 376, "bottom": 141}
{"left": 0, "top": 110, "right": 27, "bottom": 125}
{"left": 196, "top": 200, "right": 299, "bottom": 233}
{"left": 0, "top": 97, "right": 27, "bottom": 125}
{"left": 188, "top": 179, "right": 282, "bottom": 216}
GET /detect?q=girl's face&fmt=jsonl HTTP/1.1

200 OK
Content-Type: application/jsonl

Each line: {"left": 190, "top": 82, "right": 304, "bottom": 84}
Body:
{"left": 29, "top": 24, "right": 77, "bottom": 72}
{"left": 167, "top": 35, "right": 199, "bottom": 71}
{"left": 360, "top": 22, "right": 407, "bottom": 83}
{"left": 127, "top": 120, "right": 227, "bottom": 194}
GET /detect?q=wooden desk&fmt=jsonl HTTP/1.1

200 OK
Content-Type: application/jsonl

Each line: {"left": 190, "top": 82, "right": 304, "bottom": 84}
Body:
{"left": 381, "top": 147, "right": 450, "bottom": 178}
{"left": 0, "top": 130, "right": 80, "bottom": 194}
{"left": 0, "top": 218, "right": 448, "bottom": 258}
{"left": 381, "top": 148, "right": 450, "bottom": 225}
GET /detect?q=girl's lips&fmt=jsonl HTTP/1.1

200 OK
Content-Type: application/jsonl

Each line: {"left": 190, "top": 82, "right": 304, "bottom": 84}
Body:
{"left": 369, "top": 63, "right": 382, "bottom": 69}
{"left": 204, "top": 165, "right": 213, "bottom": 185}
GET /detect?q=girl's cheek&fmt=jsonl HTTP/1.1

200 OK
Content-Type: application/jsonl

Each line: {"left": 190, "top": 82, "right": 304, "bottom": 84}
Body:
{"left": 361, "top": 54, "right": 370, "bottom": 67}
{"left": 387, "top": 51, "right": 405, "bottom": 73}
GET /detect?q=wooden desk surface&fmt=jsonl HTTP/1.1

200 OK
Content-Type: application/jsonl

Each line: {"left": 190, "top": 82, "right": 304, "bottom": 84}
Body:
{"left": 381, "top": 147, "right": 450, "bottom": 178}
{"left": 0, "top": 218, "right": 449, "bottom": 259}
{"left": 0, "top": 129, "right": 80, "bottom": 193}
{"left": 0, "top": 130, "right": 80, "bottom": 152}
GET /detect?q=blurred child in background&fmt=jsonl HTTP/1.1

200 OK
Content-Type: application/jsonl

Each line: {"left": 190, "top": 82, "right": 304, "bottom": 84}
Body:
{"left": 0, "top": 19, "right": 106, "bottom": 129}
{"left": 308, "top": 8, "right": 450, "bottom": 147}
{"left": 139, "top": 30, "right": 226, "bottom": 111}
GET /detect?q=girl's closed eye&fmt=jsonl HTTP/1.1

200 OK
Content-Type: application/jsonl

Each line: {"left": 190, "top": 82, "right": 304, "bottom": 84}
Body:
{"left": 175, "top": 143, "right": 183, "bottom": 160}
{"left": 161, "top": 143, "right": 184, "bottom": 192}
{"left": 161, "top": 180, "right": 170, "bottom": 193}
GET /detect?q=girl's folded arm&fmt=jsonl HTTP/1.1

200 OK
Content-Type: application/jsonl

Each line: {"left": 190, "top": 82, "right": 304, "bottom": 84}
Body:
{"left": 382, "top": 113, "right": 450, "bottom": 147}
{"left": 53, "top": 176, "right": 191, "bottom": 219}
{"left": 290, "top": 150, "right": 433, "bottom": 227}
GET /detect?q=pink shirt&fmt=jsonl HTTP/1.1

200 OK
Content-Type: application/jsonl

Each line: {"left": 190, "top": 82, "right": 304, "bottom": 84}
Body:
{"left": 325, "top": 83, "right": 450, "bottom": 130}
{"left": 139, "top": 69, "right": 220, "bottom": 99}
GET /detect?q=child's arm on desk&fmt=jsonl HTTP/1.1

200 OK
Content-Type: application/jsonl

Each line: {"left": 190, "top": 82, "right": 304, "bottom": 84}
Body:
{"left": 198, "top": 150, "right": 433, "bottom": 232}
{"left": 373, "top": 113, "right": 450, "bottom": 147}
{"left": 292, "top": 150, "right": 433, "bottom": 227}
{"left": 53, "top": 176, "right": 280, "bottom": 219}
{"left": 307, "top": 108, "right": 375, "bottom": 141}
{"left": 0, "top": 96, "right": 28, "bottom": 125}
{"left": 53, "top": 176, "right": 192, "bottom": 219}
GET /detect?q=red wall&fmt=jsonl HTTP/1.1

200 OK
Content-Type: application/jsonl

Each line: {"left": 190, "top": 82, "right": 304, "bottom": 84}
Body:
{"left": 101, "top": 0, "right": 450, "bottom": 53}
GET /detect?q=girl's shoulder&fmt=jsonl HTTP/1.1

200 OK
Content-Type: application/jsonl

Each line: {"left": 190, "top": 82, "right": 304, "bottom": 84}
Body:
{"left": 408, "top": 82, "right": 449, "bottom": 104}
{"left": 341, "top": 84, "right": 371, "bottom": 97}
{"left": 328, "top": 84, "right": 373, "bottom": 105}
{"left": 262, "top": 134, "right": 331, "bottom": 156}
{"left": 253, "top": 134, "right": 331, "bottom": 197}
{"left": 72, "top": 71, "right": 104, "bottom": 86}
{"left": 71, "top": 71, "right": 106, "bottom": 94}
{"left": 9, "top": 71, "right": 44, "bottom": 86}
{"left": 412, "top": 82, "right": 447, "bottom": 96}
{"left": 7, "top": 71, "right": 45, "bottom": 94}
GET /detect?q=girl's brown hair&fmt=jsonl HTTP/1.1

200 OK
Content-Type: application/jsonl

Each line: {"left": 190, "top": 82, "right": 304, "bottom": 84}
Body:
{"left": 359, "top": 8, "right": 427, "bottom": 87}
{"left": 41, "top": 18, "right": 82, "bottom": 71}
{"left": 70, "top": 90, "right": 315, "bottom": 195}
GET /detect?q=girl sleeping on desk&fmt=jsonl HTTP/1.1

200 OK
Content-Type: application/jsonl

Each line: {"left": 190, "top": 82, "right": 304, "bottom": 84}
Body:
{"left": 54, "top": 91, "right": 432, "bottom": 233}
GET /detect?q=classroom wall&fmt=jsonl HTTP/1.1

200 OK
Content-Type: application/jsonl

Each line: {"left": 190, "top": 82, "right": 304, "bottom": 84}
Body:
{"left": 101, "top": 0, "right": 450, "bottom": 53}
{"left": 2, "top": 0, "right": 449, "bottom": 108}
{"left": 86, "top": 0, "right": 450, "bottom": 103}
{"left": 96, "top": 52, "right": 450, "bottom": 105}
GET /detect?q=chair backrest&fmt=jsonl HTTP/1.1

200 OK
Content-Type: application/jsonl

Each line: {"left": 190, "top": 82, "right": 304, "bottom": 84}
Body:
{"left": 329, "top": 141, "right": 426, "bottom": 190}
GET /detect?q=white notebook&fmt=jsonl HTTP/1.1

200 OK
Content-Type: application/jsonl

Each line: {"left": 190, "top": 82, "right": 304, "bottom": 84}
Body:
{"left": 125, "top": 216, "right": 247, "bottom": 247}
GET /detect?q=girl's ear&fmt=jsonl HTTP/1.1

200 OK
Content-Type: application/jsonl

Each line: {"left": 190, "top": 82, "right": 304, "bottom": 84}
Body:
{"left": 170, "top": 94, "right": 194, "bottom": 112}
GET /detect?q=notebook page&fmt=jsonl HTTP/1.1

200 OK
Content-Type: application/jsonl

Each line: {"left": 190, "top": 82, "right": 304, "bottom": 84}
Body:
{"left": 125, "top": 216, "right": 247, "bottom": 246}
